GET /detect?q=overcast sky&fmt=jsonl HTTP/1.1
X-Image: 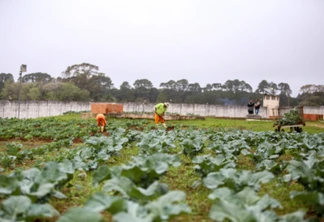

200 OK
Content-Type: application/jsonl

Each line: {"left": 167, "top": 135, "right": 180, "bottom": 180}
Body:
{"left": 1, "top": 0, "right": 323, "bottom": 97}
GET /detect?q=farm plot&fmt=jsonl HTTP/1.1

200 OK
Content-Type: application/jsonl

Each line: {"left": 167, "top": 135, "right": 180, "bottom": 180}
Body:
{"left": 0, "top": 117, "right": 323, "bottom": 222}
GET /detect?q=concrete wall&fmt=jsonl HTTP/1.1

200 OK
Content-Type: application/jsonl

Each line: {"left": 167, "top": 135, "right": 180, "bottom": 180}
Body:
{"left": 0, "top": 101, "right": 90, "bottom": 119}
{"left": 1, "top": 100, "right": 323, "bottom": 119}
{"left": 304, "top": 106, "right": 324, "bottom": 115}
{"left": 123, "top": 103, "right": 268, "bottom": 118}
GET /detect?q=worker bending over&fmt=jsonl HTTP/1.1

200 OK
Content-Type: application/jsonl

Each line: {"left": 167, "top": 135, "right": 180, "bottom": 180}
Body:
{"left": 96, "top": 113, "right": 107, "bottom": 132}
{"left": 154, "top": 102, "right": 169, "bottom": 128}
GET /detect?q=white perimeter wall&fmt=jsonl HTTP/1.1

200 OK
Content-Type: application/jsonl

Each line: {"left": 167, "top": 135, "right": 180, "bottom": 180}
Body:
{"left": 0, "top": 100, "right": 323, "bottom": 119}
{"left": 123, "top": 103, "right": 268, "bottom": 118}
{"left": 0, "top": 101, "right": 90, "bottom": 119}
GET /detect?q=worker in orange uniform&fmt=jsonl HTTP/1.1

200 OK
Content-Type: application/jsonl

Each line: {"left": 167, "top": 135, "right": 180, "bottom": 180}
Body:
{"left": 154, "top": 102, "right": 169, "bottom": 128}
{"left": 96, "top": 113, "right": 107, "bottom": 132}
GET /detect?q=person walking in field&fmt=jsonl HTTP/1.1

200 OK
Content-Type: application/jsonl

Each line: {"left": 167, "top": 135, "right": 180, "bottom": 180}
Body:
{"left": 96, "top": 113, "right": 107, "bottom": 132}
{"left": 154, "top": 102, "right": 169, "bottom": 128}
{"left": 254, "top": 99, "right": 261, "bottom": 115}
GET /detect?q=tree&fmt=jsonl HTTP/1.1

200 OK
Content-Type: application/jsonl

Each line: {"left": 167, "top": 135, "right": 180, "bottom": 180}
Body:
{"left": 27, "top": 87, "right": 42, "bottom": 100}
{"left": 62, "top": 63, "right": 100, "bottom": 78}
{"left": 176, "top": 79, "right": 189, "bottom": 91}
{"left": 133, "top": 79, "right": 157, "bottom": 102}
{"left": 188, "top": 83, "right": 201, "bottom": 92}
{"left": 223, "top": 79, "right": 251, "bottom": 93}
{"left": 1, "top": 80, "right": 44, "bottom": 101}
{"left": 0, "top": 73, "right": 14, "bottom": 95}
{"left": 299, "top": 84, "right": 319, "bottom": 94}
{"left": 278, "top": 82, "right": 292, "bottom": 96}
{"left": 62, "top": 63, "right": 114, "bottom": 101}
{"left": 87, "top": 75, "right": 114, "bottom": 101}
{"left": 0, "top": 81, "right": 18, "bottom": 100}
{"left": 21, "top": 72, "right": 52, "bottom": 83}
{"left": 43, "top": 82, "right": 90, "bottom": 101}
{"left": 117, "top": 81, "right": 134, "bottom": 102}
{"left": 223, "top": 80, "right": 234, "bottom": 92}
{"left": 268, "top": 82, "right": 278, "bottom": 94}
{"left": 204, "top": 84, "right": 213, "bottom": 92}
{"left": 120, "top": 81, "right": 132, "bottom": 90}
{"left": 298, "top": 84, "right": 324, "bottom": 106}
{"left": 238, "top": 81, "right": 253, "bottom": 93}
{"left": 133, "top": 79, "right": 153, "bottom": 89}
{"left": 160, "top": 80, "right": 177, "bottom": 90}
{"left": 212, "top": 83, "right": 222, "bottom": 90}
{"left": 256, "top": 80, "right": 269, "bottom": 94}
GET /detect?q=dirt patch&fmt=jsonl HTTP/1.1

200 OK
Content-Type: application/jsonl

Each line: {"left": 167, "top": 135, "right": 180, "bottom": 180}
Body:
{"left": 126, "top": 126, "right": 144, "bottom": 131}
{"left": 166, "top": 126, "right": 175, "bottom": 131}
{"left": 102, "top": 132, "right": 109, "bottom": 137}
{"left": 73, "top": 138, "right": 83, "bottom": 143}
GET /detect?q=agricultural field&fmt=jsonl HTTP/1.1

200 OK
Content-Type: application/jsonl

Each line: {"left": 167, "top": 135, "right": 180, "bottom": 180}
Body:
{"left": 0, "top": 114, "right": 323, "bottom": 222}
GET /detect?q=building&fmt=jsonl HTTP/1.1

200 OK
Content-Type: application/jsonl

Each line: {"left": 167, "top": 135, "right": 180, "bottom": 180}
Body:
{"left": 262, "top": 94, "right": 280, "bottom": 119}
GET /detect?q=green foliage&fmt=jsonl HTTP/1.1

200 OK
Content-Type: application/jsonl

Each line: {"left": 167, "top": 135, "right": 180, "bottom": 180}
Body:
{"left": 5, "top": 142, "right": 22, "bottom": 155}
{"left": 136, "top": 130, "right": 176, "bottom": 154}
{"left": 57, "top": 207, "right": 104, "bottom": 222}
{"left": 275, "top": 109, "right": 303, "bottom": 126}
{"left": 192, "top": 154, "right": 236, "bottom": 178}
{"left": 290, "top": 191, "right": 324, "bottom": 216}
{"left": 208, "top": 187, "right": 283, "bottom": 222}
{"left": 83, "top": 190, "right": 191, "bottom": 222}
{"left": 0, "top": 194, "right": 60, "bottom": 221}
{"left": 0, "top": 154, "right": 16, "bottom": 169}
{"left": 203, "top": 169, "right": 274, "bottom": 192}
{"left": 0, "top": 117, "right": 324, "bottom": 221}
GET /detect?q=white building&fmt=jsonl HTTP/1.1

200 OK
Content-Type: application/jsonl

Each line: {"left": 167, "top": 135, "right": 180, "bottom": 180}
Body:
{"left": 262, "top": 94, "right": 280, "bottom": 119}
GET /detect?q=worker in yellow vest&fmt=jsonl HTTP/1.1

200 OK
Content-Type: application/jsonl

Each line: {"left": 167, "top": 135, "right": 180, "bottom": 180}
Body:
{"left": 154, "top": 102, "right": 169, "bottom": 128}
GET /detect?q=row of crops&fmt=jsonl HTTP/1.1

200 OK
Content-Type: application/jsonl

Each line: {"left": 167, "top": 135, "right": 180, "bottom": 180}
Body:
{"left": 0, "top": 117, "right": 323, "bottom": 221}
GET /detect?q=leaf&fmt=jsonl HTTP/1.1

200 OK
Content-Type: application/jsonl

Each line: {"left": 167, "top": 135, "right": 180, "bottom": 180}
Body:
{"left": 103, "top": 177, "right": 135, "bottom": 198}
{"left": 208, "top": 187, "right": 234, "bottom": 201}
{"left": 1, "top": 195, "right": 32, "bottom": 219}
{"left": 246, "top": 170, "right": 274, "bottom": 190}
{"left": 208, "top": 187, "right": 281, "bottom": 222}
{"left": 26, "top": 203, "right": 60, "bottom": 218}
{"left": 209, "top": 199, "right": 256, "bottom": 222}
{"left": 256, "top": 194, "right": 282, "bottom": 210}
{"left": 203, "top": 172, "right": 226, "bottom": 189}
{"left": 103, "top": 177, "right": 168, "bottom": 203}
{"left": 83, "top": 192, "right": 126, "bottom": 214}
{"left": 119, "top": 154, "right": 180, "bottom": 188}
{"left": 290, "top": 191, "right": 324, "bottom": 214}
{"left": 57, "top": 207, "right": 104, "bottom": 222}
{"left": 42, "top": 162, "right": 68, "bottom": 184}
{"left": 92, "top": 165, "right": 111, "bottom": 185}
{"left": 27, "top": 183, "right": 55, "bottom": 198}
{"left": 241, "top": 149, "right": 250, "bottom": 156}
{"left": 0, "top": 175, "right": 18, "bottom": 195}
{"left": 193, "top": 155, "right": 236, "bottom": 178}
{"left": 113, "top": 212, "right": 151, "bottom": 222}
{"left": 236, "top": 187, "right": 262, "bottom": 206}
{"left": 204, "top": 169, "right": 273, "bottom": 191}
{"left": 52, "top": 190, "right": 67, "bottom": 199}
{"left": 59, "top": 159, "right": 75, "bottom": 175}
{"left": 145, "top": 191, "right": 191, "bottom": 221}
{"left": 256, "top": 160, "right": 280, "bottom": 174}
{"left": 278, "top": 210, "right": 306, "bottom": 222}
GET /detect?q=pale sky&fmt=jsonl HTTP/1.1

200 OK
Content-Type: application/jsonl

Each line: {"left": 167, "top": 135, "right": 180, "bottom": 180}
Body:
{"left": 1, "top": 0, "right": 323, "bottom": 97}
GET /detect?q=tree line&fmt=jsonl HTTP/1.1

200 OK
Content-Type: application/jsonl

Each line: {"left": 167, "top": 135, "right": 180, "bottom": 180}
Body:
{"left": 1, "top": 63, "right": 323, "bottom": 106}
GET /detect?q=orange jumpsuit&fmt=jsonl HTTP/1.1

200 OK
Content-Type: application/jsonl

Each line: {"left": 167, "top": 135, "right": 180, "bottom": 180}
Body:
{"left": 96, "top": 114, "right": 107, "bottom": 127}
